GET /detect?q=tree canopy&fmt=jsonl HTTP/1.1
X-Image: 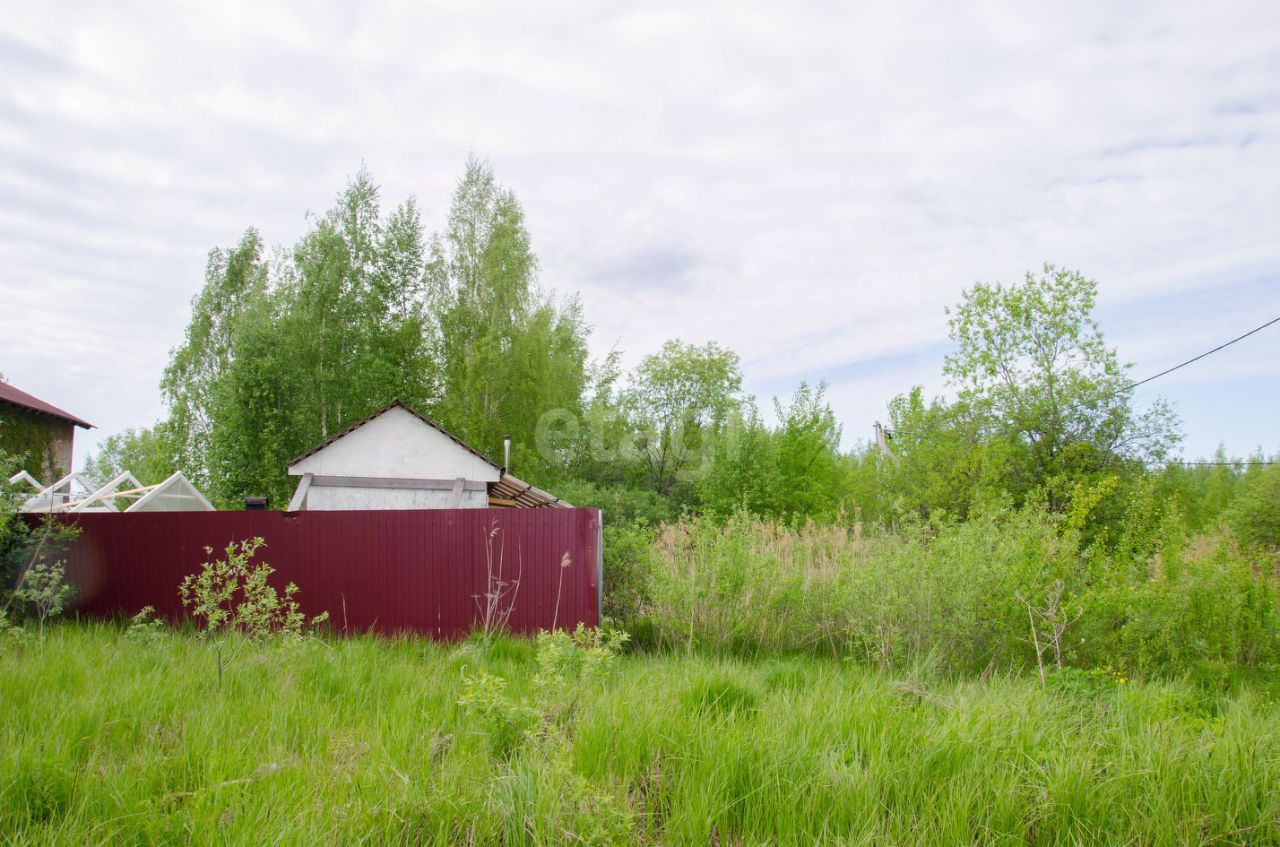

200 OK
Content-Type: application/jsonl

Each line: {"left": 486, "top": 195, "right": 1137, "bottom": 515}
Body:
{"left": 91, "top": 158, "right": 1275, "bottom": 555}
{"left": 159, "top": 161, "right": 588, "bottom": 507}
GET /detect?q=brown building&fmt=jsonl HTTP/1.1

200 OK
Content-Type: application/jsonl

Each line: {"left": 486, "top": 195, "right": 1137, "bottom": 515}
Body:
{"left": 0, "top": 380, "right": 94, "bottom": 484}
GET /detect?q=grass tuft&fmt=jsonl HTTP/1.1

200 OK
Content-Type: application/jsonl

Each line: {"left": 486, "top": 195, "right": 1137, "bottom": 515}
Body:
{"left": 681, "top": 675, "right": 759, "bottom": 716}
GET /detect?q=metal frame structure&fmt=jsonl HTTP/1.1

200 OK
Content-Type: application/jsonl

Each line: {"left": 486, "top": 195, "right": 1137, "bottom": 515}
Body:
{"left": 9, "top": 469, "right": 215, "bottom": 513}
{"left": 9, "top": 470, "right": 101, "bottom": 512}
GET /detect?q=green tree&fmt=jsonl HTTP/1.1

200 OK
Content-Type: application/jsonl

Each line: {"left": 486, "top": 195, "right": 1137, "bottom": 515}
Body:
{"left": 161, "top": 230, "right": 269, "bottom": 487}
{"left": 82, "top": 424, "right": 177, "bottom": 488}
{"left": 772, "top": 381, "right": 843, "bottom": 522}
{"left": 179, "top": 537, "right": 328, "bottom": 686}
{"left": 1155, "top": 447, "right": 1247, "bottom": 534}
{"left": 879, "top": 387, "right": 1015, "bottom": 521}
{"left": 623, "top": 340, "right": 743, "bottom": 497}
{"left": 936, "top": 263, "right": 1180, "bottom": 512}
{"left": 165, "top": 168, "right": 441, "bottom": 506}
{"left": 1226, "top": 460, "right": 1280, "bottom": 551}
{"left": 698, "top": 403, "right": 781, "bottom": 518}
{"left": 205, "top": 292, "right": 301, "bottom": 506}
{"left": 428, "top": 156, "right": 589, "bottom": 469}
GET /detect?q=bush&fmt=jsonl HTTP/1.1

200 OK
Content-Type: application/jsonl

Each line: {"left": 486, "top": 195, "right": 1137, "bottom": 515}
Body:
{"left": 1073, "top": 531, "right": 1280, "bottom": 674}
{"left": 124, "top": 606, "right": 166, "bottom": 643}
{"left": 1226, "top": 464, "right": 1280, "bottom": 552}
{"left": 179, "top": 537, "right": 329, "bottom": 685}
{"left": 601, "top": 521, "right": 656, "bottom": 622}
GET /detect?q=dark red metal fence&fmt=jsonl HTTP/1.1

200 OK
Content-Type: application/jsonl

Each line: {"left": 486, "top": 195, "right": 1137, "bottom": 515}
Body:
{"left": 41, "top": 509, "right": 601, "bottom": 638}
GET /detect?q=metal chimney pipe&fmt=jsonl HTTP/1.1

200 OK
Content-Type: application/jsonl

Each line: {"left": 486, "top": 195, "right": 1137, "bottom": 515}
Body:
{"left": 503, "top": 437, "right": 511, "bottom": 471}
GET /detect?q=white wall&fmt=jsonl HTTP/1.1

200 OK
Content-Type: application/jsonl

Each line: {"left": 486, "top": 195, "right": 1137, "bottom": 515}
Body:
{"left": 288, "top": 406, "right": 501, "bottom": 482}
{"left": 302, "top": 485, "right": 490, "bottom": 510}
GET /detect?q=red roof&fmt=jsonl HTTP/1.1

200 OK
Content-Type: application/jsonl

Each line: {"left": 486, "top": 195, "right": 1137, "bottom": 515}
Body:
{"left": 0, "top": 381, "right": 93, "bottom": 428}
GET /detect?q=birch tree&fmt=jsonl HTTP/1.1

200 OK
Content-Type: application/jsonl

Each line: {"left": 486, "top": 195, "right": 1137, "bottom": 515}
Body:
{"left": 428, "top": 156, "right": 589, "bottom": 468}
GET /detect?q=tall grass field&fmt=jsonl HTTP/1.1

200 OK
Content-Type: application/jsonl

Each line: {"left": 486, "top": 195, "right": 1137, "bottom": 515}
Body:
{"left": 3, "top": 624, "right": 1279, "bottom": 845}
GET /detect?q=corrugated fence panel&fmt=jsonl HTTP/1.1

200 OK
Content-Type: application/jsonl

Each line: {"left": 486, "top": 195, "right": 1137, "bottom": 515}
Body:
{"left": 35, "top": 509, "right": 601, "bottom": 638}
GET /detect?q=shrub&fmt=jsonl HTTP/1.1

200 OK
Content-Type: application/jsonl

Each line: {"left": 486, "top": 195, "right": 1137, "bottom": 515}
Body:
{"left": 124, "top": 606, "right": 166, "bottom": 643}
{"left": 457, "top": 668, "right": 539, "bottom": 758}
{"left": 10, "top": 560, "right": 75, "bottom": 643}
{"left": 1226, "top": 464, "right": 1280, "bottom": 552}
{"left": 601, "top": 521, "right": 657, "bottom": 623}
{"left": 1072, "top": 531, "right": 1280, "bottom": 675}
{"left": 2, "top": 515, "right": 81, "bottom": 643}
{"left": 0, "top": 607, "right": 28, "bottom": 647}
{"left": 459, "top": 624, "right": 629, "bottom": 756}
{"left": 179, "top": 537, "right": 328, "bottom": 685}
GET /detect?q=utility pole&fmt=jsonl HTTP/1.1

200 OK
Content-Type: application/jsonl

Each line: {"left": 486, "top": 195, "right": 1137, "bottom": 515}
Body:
{"left": 873, "top": 422, "right": 895, "bottom": 459}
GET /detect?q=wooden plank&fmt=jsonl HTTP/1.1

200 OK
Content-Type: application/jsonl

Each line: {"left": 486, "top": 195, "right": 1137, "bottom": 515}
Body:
{"left": 287, "top": 473, "right": 314, "bottom": 511}
{"left": 309, "top": 475, "right": 489, "bottom": 491}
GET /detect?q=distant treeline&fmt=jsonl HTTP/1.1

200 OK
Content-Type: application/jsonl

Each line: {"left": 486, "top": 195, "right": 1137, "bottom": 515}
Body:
{"left": 76, "top": 161, "right": 1277, "bottom": 563}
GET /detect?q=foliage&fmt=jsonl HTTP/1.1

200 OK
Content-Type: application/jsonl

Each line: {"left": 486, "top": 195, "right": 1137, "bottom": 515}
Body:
{"left": 698, "top": 404, "right": 783, "bottom": 519}
{"left": 124, "top": 606, "right": 165, "bottom": 643}
{"left": 11, "top": 560, "right": 75, "bottom": 642}
{"left": 532, "top": 623, "right": 629, "bottom": 698}
{"left": 81, "top": 423, "right": 177, "bottom": 488}
{"left": 622, "top": 339, "right": 743, "bottom": 498}
{"left": 1074, "top": 530, "right": 1280, "bottom": 676}
{"left": 161, "top": 229, "right": 270, "bottom": 489}
{"left": 0, "top": 447, "right": 30, "bottom": 571}
{"left": 698, "top": 381, "right": 846, "bottom": 523}
{"left": 2, "top": 513, "right": 81, "bottom": 645}
{"left": 550, "top": 479, "right": 676, "bottom": 527}
{"left": 178, "top": 537, "right": 328, "bottom": 684}
{"left": 458, "top": 624, "right": 632, "bottom": 838}
{"left": 160, "top": 160, "right": 590, "bottom": 506}
{"left": 599, "top": 520, "right": 657, "bottom": 623}
{"left": 641, "top": 506, "right": 1280, "bottom": 677}
{"left": 878, "top": 386, "right": 1010, "bottom": 521}
{"left": 0, "top": 608, "right": 29, "bottom": 647}
{"left": 878, "top": 264, "right": 1182, "bottom": 523}
{"left": 4, "top": 626, "right": 1280, "bottom": 844}
{"left": 770, "top": 381, "right": 844, "bottom": 521}
{"left": 459, "top": 624, "right": 629, "bottom": 756}
{"left": 944, "top": 264, "right": 1180, "bottom": 508}
{"left": 456, "top": 667, "right": 540, "bottom": 758}
{"left": 0, "top": 410, "right": 59, "bottom": 484}
{"left": 428, "top": 156, "right": 590, "bottom": 469}
{"left": 1225, "top": 462, "right": 1280, "bottom": 552}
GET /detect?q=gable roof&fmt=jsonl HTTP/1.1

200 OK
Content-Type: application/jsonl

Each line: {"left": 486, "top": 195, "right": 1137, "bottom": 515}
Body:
{"left": 287, "top": 400, "right": 501, "bottom": 471}
{"left": 0, "top": 381, "right": 93, "bottom": 428}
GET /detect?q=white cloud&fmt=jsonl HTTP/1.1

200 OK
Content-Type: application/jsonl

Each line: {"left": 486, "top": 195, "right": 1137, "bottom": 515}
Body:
{"left": 1, "top": 0, "right": 1277, "bottom": 465}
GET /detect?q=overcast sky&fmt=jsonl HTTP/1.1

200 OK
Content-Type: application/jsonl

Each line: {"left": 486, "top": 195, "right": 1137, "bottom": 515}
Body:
{"left": 1, "top": 1, "right": 1278, "bottom": 468}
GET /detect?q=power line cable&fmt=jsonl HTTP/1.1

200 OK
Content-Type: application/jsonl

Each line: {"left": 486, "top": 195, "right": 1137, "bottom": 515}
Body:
{"left": 1116, "top": 315, "right": 1279, "bottom": 395}
{"left": 882, "top": 313, "right": 1280, "bottom": 440}
{"left": 1163, "top": 460, "right": 1276, "bottom": 467}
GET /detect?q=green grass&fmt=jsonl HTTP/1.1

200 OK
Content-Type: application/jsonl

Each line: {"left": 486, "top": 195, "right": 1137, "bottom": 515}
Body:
{"left": 3, "top": 625, "right": 1280, "bottom": 845}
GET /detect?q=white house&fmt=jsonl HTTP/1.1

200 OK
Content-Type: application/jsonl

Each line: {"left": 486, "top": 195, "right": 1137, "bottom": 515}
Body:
{"left": 286, "top": 401, "right": 569, "bottom": 511}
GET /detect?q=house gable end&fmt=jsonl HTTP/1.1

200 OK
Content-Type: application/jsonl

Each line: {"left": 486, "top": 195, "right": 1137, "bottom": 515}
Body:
{"left": 287, "top": 406, "right": 501, "bottom": 482}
